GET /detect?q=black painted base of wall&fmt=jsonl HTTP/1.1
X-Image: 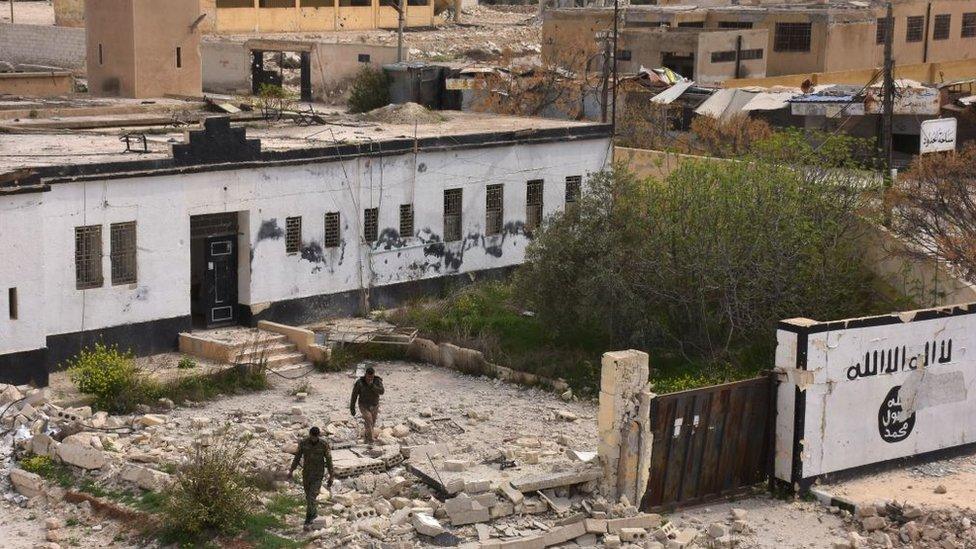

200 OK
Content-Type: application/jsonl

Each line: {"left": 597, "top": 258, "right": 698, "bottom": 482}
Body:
{"left": 46, "top": 315, "right": 193, "bottom": 372}
{"left": 243, "top": 266, "right": 518, "bottom": 327}
{"left": 0, "top": 347, "right": 48, "bottom": 387}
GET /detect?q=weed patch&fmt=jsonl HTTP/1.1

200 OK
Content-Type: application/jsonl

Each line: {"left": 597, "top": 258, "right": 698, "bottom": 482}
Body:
{"left": 19, "top": 454, "right": 74, "bottom": 487}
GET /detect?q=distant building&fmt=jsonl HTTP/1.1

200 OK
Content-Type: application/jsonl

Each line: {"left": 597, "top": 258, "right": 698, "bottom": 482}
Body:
{"left": 56, "top": 0, "right": 438, "bottom": 33}
{"left": 85, "top": 0, "right": 202, "bottom": 98}
{"left": 544, "top": 0, "right": 976, "bottom": 80}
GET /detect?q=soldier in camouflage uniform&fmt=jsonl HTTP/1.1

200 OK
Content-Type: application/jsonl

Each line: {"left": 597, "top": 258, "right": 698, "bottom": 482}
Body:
{"left": 289, "top": 426, "right": 334, "bottom": 530}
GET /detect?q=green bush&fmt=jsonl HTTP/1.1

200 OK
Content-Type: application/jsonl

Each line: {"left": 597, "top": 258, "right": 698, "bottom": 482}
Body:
{"left": 160, "top": 430, "right": 258, "bottom": 543}
{"left": 65, "top": 343, "right": 157, "bottom": 413}
{"left": 19, "top": 454, "right": 73, "bottom": 487}
{"left": 347, "top": 67, "right": 390, "bottom": 114}
{"left": 177, "top": 357, "right": 197, "bottom": 370}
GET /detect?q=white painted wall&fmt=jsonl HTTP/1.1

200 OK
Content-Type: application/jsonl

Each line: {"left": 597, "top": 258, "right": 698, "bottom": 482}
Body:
{"left": 0, "top": 193, "right": 47, "bottom": 355}
{"left": 775, "top": 307, "right": 976, "bottom": 482}
{"left": 11, "top": 136, "right": 609, "bottom": 347}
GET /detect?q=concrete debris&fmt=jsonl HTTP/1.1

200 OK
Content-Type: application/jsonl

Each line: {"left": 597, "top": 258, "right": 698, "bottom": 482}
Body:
{"left": 56, "top": 442, "right": 107, "bottom": 470}
{"left": 510, "top": 469, "right": 601, "bottom": 492}
{"left": 9, "top": 468, "right": 45, "bottom": 498}
{"left": 413, "top": 512, "right": 447, "bottom": 537}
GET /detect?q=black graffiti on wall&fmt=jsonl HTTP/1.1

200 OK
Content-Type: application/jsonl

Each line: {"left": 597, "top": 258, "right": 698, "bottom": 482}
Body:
{"left": 878, "top": 385, "right": 916, "bottom": 443}
{"left": 846, "top": 338, "right": 952, "bottom": 381}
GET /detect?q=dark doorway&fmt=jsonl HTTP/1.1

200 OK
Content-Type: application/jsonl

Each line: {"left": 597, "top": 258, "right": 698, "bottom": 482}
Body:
{"left": 190, "top": 213, "right": 240, "bottom": 328}
{"left": 251, "top": 50, "right": 312, "bottom": 102}
{"left": 661, "top": 52, "right": 695, "bottom": 80}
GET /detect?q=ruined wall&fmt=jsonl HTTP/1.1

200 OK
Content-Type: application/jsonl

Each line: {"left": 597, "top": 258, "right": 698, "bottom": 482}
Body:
{"left": 775, "top": 303, "right": 976, "bottom": 487}
{"left": 35, "top": 137, "right": 610, "bottom": 340}
{"left": 0, "top": 71, "right": 75, "bottom": 96}
{"left": 53, "top": 0, "right": 86, "bottom": 27}
{"left": 0, "top": 23, "right": 86, "bottom": 71}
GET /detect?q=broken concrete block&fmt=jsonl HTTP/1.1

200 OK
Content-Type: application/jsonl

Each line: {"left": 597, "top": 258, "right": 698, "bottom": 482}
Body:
{"left": 556, "top": 410, "right": 578, "bottom": 421}
{"left": 464, "top": 479, "right": 491, "bottom": 494}
{"left": 119, "top": 465, "right": 171, "bottom": 491}
{"left": 566, "top": 449, "right": 598, "bottom": 463}
{"left": 9, "top": 468, "right": 44, "bottom": 498}
{"left": 862, "top": 516, "right": 887, "bottom": 531}
{"left": 474, "top": 492, "right": 498, "bottom": 508}
{"left": 392, "top": 424, "right": 410, "bottom": 438}
{"left": 407, "top": 417, "right": 430, "bottom": 433}
{"left": 57, "top": 442, "right": 107, "bottom": 470}
{"left": 443, "top": 459, "right": 469, "bottom": 472}
{"left": 412, "top": 513, "right": 446, "bottom": 537}
{"left": 510, "top": 469, "right": 601, "bottom": 492}
{"left": 585, "top": 518, "right": 608, "bottom": 534}
{"left": 445, "top": 477, "right": 465, "bottom": 495}
{"left": 606, "top": 513, "right": 663, "bottom": 533}
{"left": 522, "top": 450, "right": 540, "bottom": 464}
{"left": 476, "top": 523, "right": 491, "bottom": 541}
{"left": 30, "top": 433, "right": 59, "bottom": 458}
{"left": 666, "top": 529, "right": 698, "bottom": 548}
{"left": 603, "top": 533, "right": 622, "bottom": 548}
{"left": 619, "top": 527, "right": 648, "bottom": 542}
{"left": 390, "top": 507, "right": 411, "bottom": 526}
{"left": 497, "top": 483, "right": 524, "bottom": 505}
{"left": 522, "top": 498, "right": 548, "bottom": 514}
{"left": 137, "top": 414, "right": 167, "bottom": 427}
{"left": 449, "top": 501, "right": 490, "bottom": 525}
{"left": 490, "top": 502, "right": 514, "bottom": 518}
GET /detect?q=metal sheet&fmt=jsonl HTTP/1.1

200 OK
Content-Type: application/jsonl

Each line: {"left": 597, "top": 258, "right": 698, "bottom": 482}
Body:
{"left": 651, "top": 81, "right": 695, "bottom": 105}
{"left": 742, "top": 92, "right": 795, "bottom": 112}
{"left": 694, "top": 89, "right": 757, "bottom": 121}
{"left": 920, "top": 117, "right": 957, "bottom": 154}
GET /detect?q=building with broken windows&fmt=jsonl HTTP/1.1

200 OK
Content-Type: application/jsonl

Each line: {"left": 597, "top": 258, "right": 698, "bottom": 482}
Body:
{"left": 0, "top": 105, "right": 610, "bottom": 386}
{"left": 544, "top": 0, "right": 976, "bottom": 81}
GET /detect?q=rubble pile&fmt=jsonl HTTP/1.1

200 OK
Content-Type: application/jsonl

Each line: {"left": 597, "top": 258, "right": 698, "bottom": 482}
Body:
{"left": 833, "top": 500, "right": 976, "bottom": 548}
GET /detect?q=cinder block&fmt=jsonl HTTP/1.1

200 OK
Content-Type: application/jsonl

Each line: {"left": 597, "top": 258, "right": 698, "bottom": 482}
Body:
{"left": 585, "top": 518, "right": 608, "bottom": 533}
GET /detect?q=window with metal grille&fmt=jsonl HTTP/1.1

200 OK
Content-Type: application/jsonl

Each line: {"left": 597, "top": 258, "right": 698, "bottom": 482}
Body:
{"left": 444, "top": 188, "right": 462, "bottom": 242}
{"left": 876, "top": 17, "right": 891, "bottom": 44}
{"left": 906, "top": 16, "right": 925, "bottom": 42}
{"left": 739, "top": 48, "right": 763, "bottom": 60}
{"left": 216, "top": 0, "right": 253, "bottom": 7}
{"left": 75, "top": 225, "right": 103, "bottom": 290}
{"left": 526, "top": 180, "right": 544, "bottom": 232}
{"left": 773, "top": 22, "right": 811, "bottom": 52}
{"left": 718, "top": 21, "right": 753, "bottom": 29}
{"left": 964, "top": 13, "right": 976, "bottom": 37}
{"left": 565, "top": 176, "right": 582, "bottom": 204}
{"left": 677, "top": 21, "right": 704, "bottom": 28}
{"left": 302, "top": 0, "right": 335, "bottom": 6}
{"left": 259, "top": 0, "right": 294, "bottom": 7}
{"left": 933, "top": 14, "right": 951, "bottom": 40}
{"left": 711, "top": 50, "right": 736, "bottom": 63}
{"left": 485, "top": 184, "right": 504, "bottom": 236}
{"left": 363, "top": 208, "right": 378, "bottom": 243}
{"left": 285, "top": 216, "right": 302, "bottom": 254}
{"left": 324, "top": 212, "right": 341, "bottom": 248}
{"left": 399, "top": 204, "right": 414, "bottom": 238}
{"left": 110, "top": 221, "right": 137, "bottom": 285}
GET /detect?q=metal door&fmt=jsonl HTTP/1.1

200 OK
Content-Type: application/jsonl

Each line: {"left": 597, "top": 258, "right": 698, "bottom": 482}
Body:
{"left": 204, "top": 235, "right": 238, "bottom": 327}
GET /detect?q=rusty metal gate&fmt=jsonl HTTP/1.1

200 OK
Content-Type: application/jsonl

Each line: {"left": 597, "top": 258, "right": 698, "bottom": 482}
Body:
{"left": 640, "top": 374, "right": 775, "bottom": 511}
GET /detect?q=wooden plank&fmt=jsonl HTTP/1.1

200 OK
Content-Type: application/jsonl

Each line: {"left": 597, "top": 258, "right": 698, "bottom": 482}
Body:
{"left": 678, "top": 392, "right": 711, "bottom": 503}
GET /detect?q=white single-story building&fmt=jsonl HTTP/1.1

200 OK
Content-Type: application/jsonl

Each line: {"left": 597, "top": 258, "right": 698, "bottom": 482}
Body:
{"left": 0, "top": 112, "right": 611, "bottom": 386}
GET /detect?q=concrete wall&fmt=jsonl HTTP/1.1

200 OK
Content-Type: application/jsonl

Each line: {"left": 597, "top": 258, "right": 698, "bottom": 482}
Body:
{"left": 695, "top": 28, "right": 767, "bottom": 84}
{"left": 197, "top": 0, "right": 435, "bottom": 33}
{"left": 0, "top": 23, "right": 86, "bottom": 71}
{"left": 725, "top": 57, "right": 976, "bottom": 88}
{"left": 0, "top": 134, "right": 610, "bottom": 378}
{"left": 202, "top": 39, "right": 399, "bottom": 98}
{"left": 0, "top": 71, "right": 74, "bottom": 96}
{"left": 84, "top": 0, "right": 137, "bottom": 96}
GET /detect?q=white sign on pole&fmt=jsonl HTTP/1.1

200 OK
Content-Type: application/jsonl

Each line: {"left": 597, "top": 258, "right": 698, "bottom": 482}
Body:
{"left": 919, "top": 117, "right": 957, "bottom": 154}
{"left": 774, "top": 303, "right": 976, "bottom": 486}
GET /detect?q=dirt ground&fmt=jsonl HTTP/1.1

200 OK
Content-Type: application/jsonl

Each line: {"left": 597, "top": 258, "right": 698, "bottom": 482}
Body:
{"left": 823, "top": 451, "right": 976, "bottom": 512}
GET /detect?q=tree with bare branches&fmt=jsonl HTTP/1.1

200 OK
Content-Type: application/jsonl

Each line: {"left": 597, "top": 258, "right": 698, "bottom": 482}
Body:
{"left": 890, "top": 144, "right": 976, "bottom": 281}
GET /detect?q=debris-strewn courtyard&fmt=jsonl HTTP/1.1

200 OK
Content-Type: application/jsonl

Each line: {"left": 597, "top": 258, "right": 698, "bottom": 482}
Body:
{"left": 3, "top": 356, "right": 976, "bottom": 547}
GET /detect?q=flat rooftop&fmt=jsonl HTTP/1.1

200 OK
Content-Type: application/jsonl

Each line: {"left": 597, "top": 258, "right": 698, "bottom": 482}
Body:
{"left": 0, "top": 99, "right": 607, "bottom": 176}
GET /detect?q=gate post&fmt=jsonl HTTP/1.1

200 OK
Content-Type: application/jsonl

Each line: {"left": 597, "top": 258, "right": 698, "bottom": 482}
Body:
{"left": 598, "top": 350, "right": 653, "bottom": 504}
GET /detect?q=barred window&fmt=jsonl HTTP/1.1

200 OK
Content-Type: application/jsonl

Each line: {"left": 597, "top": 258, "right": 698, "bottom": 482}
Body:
{"left": 444, "top": 188, "right": 462, "bottom": 242}
{"left": 964, "top": 13, "right": 976, "bottom": 37}
{"left": 75, "top": 225, "right": 103, "bottom": 290}
{"left": 324, "top": 212, "right": 340, "bottom": 248}
{"left": 110, "top": 221, "right": 137, "bottom": 285}
{"left": 876, "top": 17, "right": 891, "bottom": 44}
{"left": 906, "top": 16, "right": 925, "bottom": 42}
{"left": 565, "top": 176, "right": 582, "bottom": 204}
{"left": 711, "top": 50, "right": 736, "bottom": 63}
{"left": 363, "top": 208, "right": 378, "bottom": 243}
{"left": 718, "top": 21, "right": 753, "bottom": 29}
{"left": 677, "top": 21, "right": 704, "bottom": 28}
{"left": 739, "top": 48, "right": 763, "bottom": 60}
{"left": 399, "top": 204, "right": 414, "bottom": 238}
{"left": 773, "top": 22, "right": 811, "bottom": 52}
{"left": 285, "top": 216, "right": 301, "bottom": 254}
{"left": 933, "top": 14, "right": 951, "bottom": 40}
{"left": 486, "top": 184, "right": 504, "bottom": 236}
{"left": 526, "top": 180, "right": 544, "bottom": 232}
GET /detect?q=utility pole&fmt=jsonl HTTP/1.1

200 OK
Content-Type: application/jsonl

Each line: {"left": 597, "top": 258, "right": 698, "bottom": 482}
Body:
{"left": 9, "top": 0, "right": 13, "bottom": 24}
{"left": 396, "top": 0, "right": 405, "bottom": 63}
{"left": 610, "top": 0, "right": 619, "bottom": 137}
{"left": 881, "top": 1, "right": 895, "bottom": 175}
{"left": 600, "top": 32, "right": 610, "bottom": 123}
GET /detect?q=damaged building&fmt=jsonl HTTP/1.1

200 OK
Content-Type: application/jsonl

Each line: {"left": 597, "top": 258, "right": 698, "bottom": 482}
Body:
{"left": 0, "top": 107, "right": 611, "bottom": 387}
